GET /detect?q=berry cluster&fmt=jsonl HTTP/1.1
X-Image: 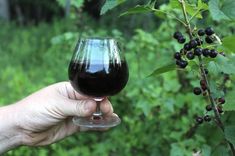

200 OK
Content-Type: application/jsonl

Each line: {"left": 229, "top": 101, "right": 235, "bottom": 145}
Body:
{"left": 173, "top": 27, "right": 222, "bottom": 69}
{"left": 173, "top": 27, "right": 228, "bottom": 125}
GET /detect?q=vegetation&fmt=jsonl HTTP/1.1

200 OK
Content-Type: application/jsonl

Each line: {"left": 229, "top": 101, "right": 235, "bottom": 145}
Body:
{"left": 1, "top": 0, "right": 235, "bottom": 155}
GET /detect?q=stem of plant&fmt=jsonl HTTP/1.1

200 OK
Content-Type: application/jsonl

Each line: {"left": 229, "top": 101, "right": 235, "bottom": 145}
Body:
{"left": 179, "top": 0, "right": 235, "bottom": 154}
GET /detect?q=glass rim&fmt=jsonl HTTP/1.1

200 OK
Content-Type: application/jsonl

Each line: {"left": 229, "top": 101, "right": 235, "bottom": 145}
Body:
{"left": 78, "top": 37, "right": 118, "bottom": 41}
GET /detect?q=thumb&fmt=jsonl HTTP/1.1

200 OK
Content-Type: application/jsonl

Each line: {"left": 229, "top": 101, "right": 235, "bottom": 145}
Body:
{"left": 59, "top": 98, "right": 96, "bottom": 117}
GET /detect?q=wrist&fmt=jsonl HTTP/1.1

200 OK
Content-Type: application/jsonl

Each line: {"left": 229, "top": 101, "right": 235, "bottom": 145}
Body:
{"left": 0, "top": 104, "right": 23, "bottom": 154}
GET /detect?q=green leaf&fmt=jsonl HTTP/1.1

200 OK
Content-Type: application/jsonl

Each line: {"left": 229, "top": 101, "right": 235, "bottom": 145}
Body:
{"left": 198, "top": 0, "right": 208, "bottom": 10}
{"left": 225, "top": 126, "right": 235, "bottom": 146}
{"left": 148, "top": 63, "right": 176, "bottom": 77}
{"left": 224, "top": 89, "right": 235, "bottom": 111}
{"left": 71, "top": 0, "right": 84, "bottom": 8}
{"left": 201, "top": 145, "right": 211, "bottom": 156}
{"left": 221, "top": 0, "right": 235, "bottom": 20}
{"left": 222, "top": 35, "right": 235, "bottom": 53}
{"left": 101, "top": 0, "right": 125, "bottom": 15}
{"left": 212, "top": 146, "right": 230, "bottom": 156}
{"left": 208, "top": 0, "right": 230, "bottom": 21}
{"left": 186, "top": 4, "right": 202, "bottom": 19}
{"left": 120, "top": 5, "right": 153, "bottom": 16}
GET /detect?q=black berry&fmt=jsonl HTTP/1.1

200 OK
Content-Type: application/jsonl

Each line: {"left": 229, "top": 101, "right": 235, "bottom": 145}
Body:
{"left": 196, "top": 117, "right": 203, "bottom": 124}
{"left": 173, "top": 31, "right": 182, "bottom": 39}
{"left": 204, "top": 115, "right": 211, "bottom": 122}
{"left": 218, "top": 97, "right": 225, "bottom": 104}
{"left": 209, "top": 49, "right": 218, "bottom": 58}
{"left": 178, "top": 36, "right": 186, "bottom": 44}
{"left": 205, "top": 36, "right": 213, "bottom": 44}
{"left": 193, "top": 87, "right": 202, "bottom": 95}
{"left": 201, "top": 85, "right": 207, "bottom": 91}
{"left": 205, "top": 27, "right": 214, "bottom": 36}
{"left": 206, "top": 105, "right": 212, "bottom": 111}
{"left": 196, "top": 38, "right": 203, "bottom": 46}
{"left": 186, "top": 51, "right": 195, "bottom": 60}
{"left": 174, "top": 52, "right": 181, "bottom": 60}
{"left": 198, "top": 29, "right": 205, "bottom": 36}
{"left": 217, "top": 106, "right": 223, "bottom": 114}
{"left": 194, "top": 48, "right": 202, "bottom": 56}
{"left": 184, "top": 43, "right": 191, "bottom": 51}
{"left": 202, "top": 48, "right": 210, "bottom": 57}
{"left": 204, "top": 69, "right": 209, "bottom": 75}
{"left": 189, "top": 39, "right": 198, "bottom": 48}
{"left": 178, "top": 60, "right": 188, "bottom": 68}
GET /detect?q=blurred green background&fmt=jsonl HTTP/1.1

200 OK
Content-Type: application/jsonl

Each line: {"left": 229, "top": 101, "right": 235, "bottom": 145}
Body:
{"left": 1, "top": 0, "right": 235, "bottom": 155}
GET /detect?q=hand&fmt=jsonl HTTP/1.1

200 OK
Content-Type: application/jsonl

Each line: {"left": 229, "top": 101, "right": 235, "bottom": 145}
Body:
{"left": 0, "top": 82, "right": 114, "bottom": 153}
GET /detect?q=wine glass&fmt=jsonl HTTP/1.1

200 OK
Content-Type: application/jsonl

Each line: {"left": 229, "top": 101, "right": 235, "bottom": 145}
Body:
{"left": 68, "top": 37, "right": 129, "bottom": 129}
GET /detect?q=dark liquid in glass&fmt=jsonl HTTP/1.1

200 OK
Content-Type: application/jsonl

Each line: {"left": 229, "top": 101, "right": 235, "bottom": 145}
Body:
{"left": 68, "top": 61, "right": 129, "bottom": 97}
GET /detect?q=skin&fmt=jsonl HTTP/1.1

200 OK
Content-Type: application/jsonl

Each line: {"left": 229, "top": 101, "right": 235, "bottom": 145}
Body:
{"left": 0, "top": 82, "right": 114, "bottom": 154}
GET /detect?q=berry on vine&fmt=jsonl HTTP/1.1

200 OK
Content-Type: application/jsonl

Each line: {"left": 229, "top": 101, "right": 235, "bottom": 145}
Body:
{"left": 178, "top": 36, "right": 186, "bottom": 44}
{"left": 173, "top": 31, "right": 182, "bottom": 39}
{"left": 201, "top": 85, "right": 207, "bottom": 91}
{"left": 196, "top": 116, "right": 203, "bottom": 124}
{"left": 202, "top": 48, "right": 210, "bottom": 57}
{"left": 204, "top": 115, "right": 211, "bottom": 122}
{"left": 200, "top": 80, "right": 206, "bottom": 86}
{"left": 209, "top": 49, "right": 218, "bottom": 58}
{"left": 205, "top": 27, "right": 215, "bottom": 36}
{"left": 206, "top": 105, "right": 212, "bottom": 111}
{"left": 196, "top": 38, "right": 203, "bottom": 46}
{"left": 218, "top": 97, "right": 225, "bottom": 104}
{"left": 198, "top": 29, "right": 205, "bottom": 36}
{"left": 194, "top": 48, "right": 202, "bottom": 56}
{"left": 193, "top": 87, "right": 202, "bottom": 95}
{"left": 189, "top": 39, "right": 198, "bottom": 48}
{"left": 184, "top": 43, "right": 191, "bottom": 51}
{"left": 186, "top": 51, "right": 195, "bottom": 60}
{"left": 204, "top": 68, "right": 209, "bottom": 75}
{"left": 205, "top": 36, "right": 213, "bottom": 44}
{"left": 174, "top": 52, "right": 181, "bottom": 60}
{"left": 217, "top": 106, "right": 223, "bottom": 114}
{"left": 176, "top": 60, "right": 188, "bottom": 68}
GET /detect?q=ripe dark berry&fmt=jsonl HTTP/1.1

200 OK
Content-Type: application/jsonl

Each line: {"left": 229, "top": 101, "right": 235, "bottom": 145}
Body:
{"left": 206, "top": 105, "right": 212, "bottom": 111}
{"left": 204, "top": 115, "right": 211, "bottom": 122}
{"left": 201, "top": 85, "right": 207, "bottom": 91}
{"left": 177, "top": 60, "right": 188, "bottom": 68}
{"left": 209, "top": 49, "right": 218, "bottom": 58}
{"left": 174, "top": 52, "right": 181, "bottom": 60}
{"left": 194, "top": 48, "right": 202, "bottom": 56}
{"left": 200, "top": 80, "right": 206, "bottom": 86}
{"left": 186, "top": 51, "right": 195, "bottom": 60}
{"left": 189, "top": 39, "right": 198, "bottom": 48}
{"left": 205, "top": 27, "right": 214, "bottom": 36}
{"left": 196, "top": 38, "right": 203, "bottom": 46}
{"left": 202, "top": 48, "right": 210, "bottom": 57}
{"left": 218, "top": 97, "right": 225, "bottom": 104}
{"left": 198, "top": 29, "right": 205, "bottom": 36}
{"left": 184, "top": 43, "right": 191, "bottom": 51}
{"left": 217, "top": 106, "right": 223, "bottom": 114}
{"left": 196, "top": 117, "right": 203, "bottom": 124}
{"left": 193, "top": 87, "right": 202, "bottom": 95}
{"left": 173, "top": 31, "right": 182, "bottom": 39}
{"left": 205, "top": 36, "right": 213, "bottom": 44}
{"left": 178, "top": 36, "right": 186, "bottom": 44}
{"left": 204, "top": 69, "right": 209, "bottom": 75}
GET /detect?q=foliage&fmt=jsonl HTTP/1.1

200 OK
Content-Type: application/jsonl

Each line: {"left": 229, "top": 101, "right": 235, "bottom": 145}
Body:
{"left": 1, "top": 0, "right": 235, "bottom": 155}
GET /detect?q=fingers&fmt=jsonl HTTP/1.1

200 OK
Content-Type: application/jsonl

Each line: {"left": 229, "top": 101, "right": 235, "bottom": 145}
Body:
{"left": 100, "top": 98, "right": 113, "bottom": 116}
{"left": 55, "top": 82, "right": 89, "bottom": 100}
{"left": 59, "top": 98, "right": 96, "bottom": 117}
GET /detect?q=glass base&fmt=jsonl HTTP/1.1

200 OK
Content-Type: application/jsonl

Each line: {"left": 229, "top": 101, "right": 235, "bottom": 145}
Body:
{"left": 73, "top": 114, "right": 121, "bottom": 129}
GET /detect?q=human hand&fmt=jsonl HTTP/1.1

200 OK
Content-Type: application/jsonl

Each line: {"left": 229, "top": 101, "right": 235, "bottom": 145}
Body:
{"left": 0, "top": 82, "right": 114, "bottom": 151}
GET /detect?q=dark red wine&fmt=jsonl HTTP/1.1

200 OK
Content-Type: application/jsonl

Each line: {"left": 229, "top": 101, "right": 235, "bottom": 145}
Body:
{"left": 68, "top": 61, "right": 129, "bottom": 97}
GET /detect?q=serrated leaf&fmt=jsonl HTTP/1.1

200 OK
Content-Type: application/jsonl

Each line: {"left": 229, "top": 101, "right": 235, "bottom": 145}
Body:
{"left": 120, "top": 5, "right": 153, "bottom": 16}
{"left": 221, "top": 0, "right": 235, "bottom": 20}
{"left": 148, "top": 63, "right": 176, "bottom": 77}
{"left": 225, "top": 126, "right": 235, "bottom": 146}
{"left": 101, "top": 0, "right": 125, "bottom": 15}
{"left": 222, "top": 35, "right": 235, "bottom": 53}
{"left": 198, "top": 0, "right": 208, "bottom": 10}
{"left": 224, "top": 89, "right": 235, "bottom": 111}
{"left": 208, "top": 0, "right": 230, "bottom": 22}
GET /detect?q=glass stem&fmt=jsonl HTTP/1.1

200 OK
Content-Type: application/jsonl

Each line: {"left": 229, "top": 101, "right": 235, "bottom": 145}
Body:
{"left": 93, "top": 98, "right": 103, "bottom": 117}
